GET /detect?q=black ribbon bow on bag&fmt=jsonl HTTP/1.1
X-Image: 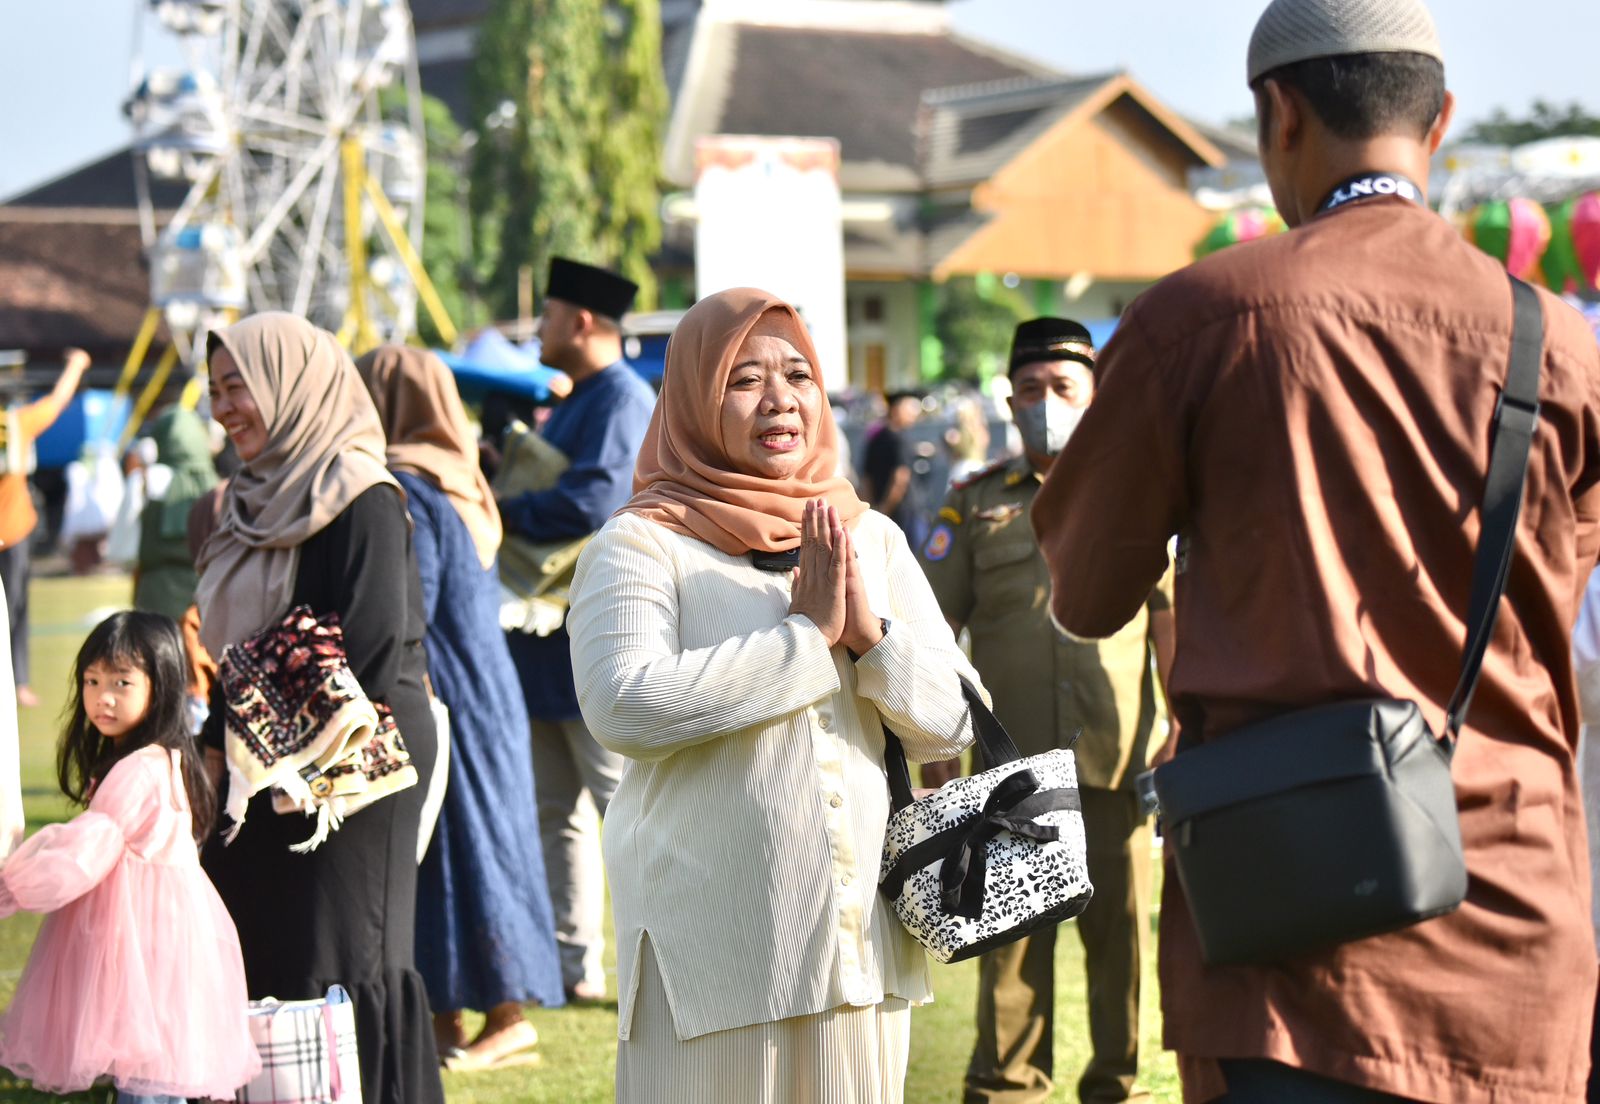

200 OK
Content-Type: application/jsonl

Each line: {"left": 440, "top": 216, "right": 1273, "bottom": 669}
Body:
{"left": 938, "top": 769, "right": 1062, "bottom": 919}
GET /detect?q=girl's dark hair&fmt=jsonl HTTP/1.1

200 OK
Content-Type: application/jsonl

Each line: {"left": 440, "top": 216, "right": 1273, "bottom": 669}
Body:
{"left": 57, "top": 611, "right": 216, "bottom": 842}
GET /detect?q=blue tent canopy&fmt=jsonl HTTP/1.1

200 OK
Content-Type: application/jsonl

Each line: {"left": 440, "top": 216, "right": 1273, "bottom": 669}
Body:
{"left": 439, "top": 325, "right": 666, "bottom": 400}
{"left": 34, "top": 391, "right": 131, "bottom": 469}
{"left": 437, "top": 328, "right": 564, "bottom": 403}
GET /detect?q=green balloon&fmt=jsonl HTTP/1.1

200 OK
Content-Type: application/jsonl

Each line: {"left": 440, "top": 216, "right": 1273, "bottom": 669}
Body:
{"left": 1193, "top": 219, "right": 1236, "bottom": 259}
{"left": 1542, "top": 198, "right": 1583, "bottom": 293}
{"left": 1470, "top": 201, "right": 1514, "bottom": 264}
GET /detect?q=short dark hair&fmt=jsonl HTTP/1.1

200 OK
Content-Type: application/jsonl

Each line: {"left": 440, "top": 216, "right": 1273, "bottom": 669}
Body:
{"left": 1255, "top": 52, "right": 1445, "bottom": 141}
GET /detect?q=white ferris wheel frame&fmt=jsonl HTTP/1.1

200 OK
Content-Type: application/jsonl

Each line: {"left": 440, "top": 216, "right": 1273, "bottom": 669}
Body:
{"left": 129, "top": 0, "right": 435, "bottom": 368}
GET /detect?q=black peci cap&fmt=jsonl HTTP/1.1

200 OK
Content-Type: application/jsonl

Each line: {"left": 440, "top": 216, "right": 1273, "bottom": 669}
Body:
{"left": 546, "top": 257, "right": 639, "bottom": 322}
{"left": 1008, "top": 317, "right": 1095, "bottom": 376}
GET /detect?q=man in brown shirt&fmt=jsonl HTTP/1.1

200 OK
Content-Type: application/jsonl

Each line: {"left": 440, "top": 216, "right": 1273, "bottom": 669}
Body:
{"left": 1033, "top": 0, "right": 1600, "bottom": 1100}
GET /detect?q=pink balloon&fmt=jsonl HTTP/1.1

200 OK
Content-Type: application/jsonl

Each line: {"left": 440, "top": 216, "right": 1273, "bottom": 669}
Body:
{"left": 1505, "top": 198, "right": 1553, "bottom": 281}
{"left": 1573, "top": 192, "right": 1600, "bottom": 291}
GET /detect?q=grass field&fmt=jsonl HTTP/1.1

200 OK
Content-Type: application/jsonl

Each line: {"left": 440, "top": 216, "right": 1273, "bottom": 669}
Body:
{"left": 0, "top": 574, "right": 1182, "bottom": 1103}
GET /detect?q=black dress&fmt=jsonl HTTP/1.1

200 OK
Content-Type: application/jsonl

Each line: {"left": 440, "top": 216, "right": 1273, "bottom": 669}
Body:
{"left": 203, "top": 486, "right": 444, "bottom": 1104}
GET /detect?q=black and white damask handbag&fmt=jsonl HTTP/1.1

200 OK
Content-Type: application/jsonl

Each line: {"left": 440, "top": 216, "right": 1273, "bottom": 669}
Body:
{"left": 878, "top": 677, "right": 1093, "bottom": 964}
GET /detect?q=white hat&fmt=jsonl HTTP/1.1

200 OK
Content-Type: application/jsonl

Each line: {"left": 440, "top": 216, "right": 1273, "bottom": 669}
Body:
{"left": 1247, "top": 0, "right": 1443, "bottom": 84}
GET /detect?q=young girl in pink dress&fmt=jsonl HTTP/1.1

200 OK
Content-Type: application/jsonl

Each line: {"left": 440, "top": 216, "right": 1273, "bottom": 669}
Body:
{"left": 0, "top": 610, "right": 259, "bottom": 1102}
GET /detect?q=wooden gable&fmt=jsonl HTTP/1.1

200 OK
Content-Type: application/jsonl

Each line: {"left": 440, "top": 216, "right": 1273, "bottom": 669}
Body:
{"left": 934, "top": 74, "right": 1226, "bottom": 282}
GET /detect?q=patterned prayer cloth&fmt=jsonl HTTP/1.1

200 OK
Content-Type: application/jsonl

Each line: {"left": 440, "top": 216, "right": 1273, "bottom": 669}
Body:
{"left": 220, "top": 606, "right": 416, "bottom": 851}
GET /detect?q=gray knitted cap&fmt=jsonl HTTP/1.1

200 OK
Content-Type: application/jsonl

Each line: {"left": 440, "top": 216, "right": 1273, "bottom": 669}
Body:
{"left": 1247, "top": 0, "right": 1443, "bottom": 83}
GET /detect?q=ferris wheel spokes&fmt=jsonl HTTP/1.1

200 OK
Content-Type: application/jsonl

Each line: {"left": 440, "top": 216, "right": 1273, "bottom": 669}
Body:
{"left": 126, "top": 0, "right": 450, "bottom": 441}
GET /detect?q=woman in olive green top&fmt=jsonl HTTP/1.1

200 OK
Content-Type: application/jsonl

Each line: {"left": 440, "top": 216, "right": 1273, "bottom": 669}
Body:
{"left": 133, "top": 408, "right": 218, "bottom": 621}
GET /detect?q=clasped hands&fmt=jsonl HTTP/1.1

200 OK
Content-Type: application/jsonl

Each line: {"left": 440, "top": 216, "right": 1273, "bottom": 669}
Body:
{"left": 787, "top": 500, "right": 884, "bottom": 657}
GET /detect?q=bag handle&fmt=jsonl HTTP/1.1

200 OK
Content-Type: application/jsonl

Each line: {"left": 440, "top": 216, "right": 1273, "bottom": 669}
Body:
{"left": 882, "top": 675, "right": 1022, "bottom": 813}
{"left": 1443, "top": 274, "right": 1543, "bottom": 738}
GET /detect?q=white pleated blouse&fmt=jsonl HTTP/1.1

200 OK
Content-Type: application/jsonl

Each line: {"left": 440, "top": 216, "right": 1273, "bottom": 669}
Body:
{"left": 567, "top": 509, "right": 981, "bottom": 1041}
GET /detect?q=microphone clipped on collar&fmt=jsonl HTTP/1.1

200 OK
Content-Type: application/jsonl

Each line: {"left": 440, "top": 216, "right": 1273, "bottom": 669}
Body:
{"left": 750, "top": 549, "right": 801, "bottom": 572}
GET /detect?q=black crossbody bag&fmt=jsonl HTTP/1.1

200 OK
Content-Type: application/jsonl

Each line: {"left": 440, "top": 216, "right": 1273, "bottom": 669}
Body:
{"left": 1151, "top": 274, "right": 1543, "bottom": 966}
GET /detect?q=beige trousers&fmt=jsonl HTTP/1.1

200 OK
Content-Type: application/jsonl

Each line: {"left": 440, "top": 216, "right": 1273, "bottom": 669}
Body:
{"left": 529, "top": 714, "right": 623, "bottom": 993}
{"left": 616, "top": 941, "right": 912, "bottom": 1104}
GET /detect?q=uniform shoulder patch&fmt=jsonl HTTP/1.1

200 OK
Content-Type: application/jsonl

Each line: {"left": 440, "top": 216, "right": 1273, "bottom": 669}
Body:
{"left": 938, "top": 505, "right": 963, "bottom": 525}
{"left": 923, "top": 523, "right": 954, "bottom": 561}
{"left": 951, "top": 457, "right": 1009, "bottom": 491}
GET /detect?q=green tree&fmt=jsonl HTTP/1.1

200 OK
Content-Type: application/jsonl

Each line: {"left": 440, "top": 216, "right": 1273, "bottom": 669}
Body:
{"left": 1461, "top": 100, "right": 1600, "bottom": 145}
{"left": 592, "top": 0, "right": 668, "bottom": 309}
{"left": 933, "top": 277, "right": 1030, "bottom": 382}
{"left": 469, "top": 0, "right": 606, "bottom": 320}
{"left": 468, "top": 0, "right": 667, "bottom": 318}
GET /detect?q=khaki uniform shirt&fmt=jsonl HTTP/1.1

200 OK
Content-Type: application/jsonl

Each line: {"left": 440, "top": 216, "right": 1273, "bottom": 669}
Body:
{"left": 921, "top": 454, "right": 1168, "bottom": 791}
{"left": 1034, "top": 196, "right": 1600, "bottom": 1104}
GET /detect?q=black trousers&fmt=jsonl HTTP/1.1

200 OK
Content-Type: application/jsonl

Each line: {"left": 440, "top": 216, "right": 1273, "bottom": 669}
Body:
{"left": 0, "top": 540, "right": 29, "bottom": 687}
{"left": 1217, "top": 1061, "right": 1421, "bottom": 1103}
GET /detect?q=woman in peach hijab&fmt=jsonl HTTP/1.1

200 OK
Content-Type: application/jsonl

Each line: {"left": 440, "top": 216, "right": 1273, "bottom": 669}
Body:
{"left": 566, "top": 288, "right": 982, "bottom": 1102}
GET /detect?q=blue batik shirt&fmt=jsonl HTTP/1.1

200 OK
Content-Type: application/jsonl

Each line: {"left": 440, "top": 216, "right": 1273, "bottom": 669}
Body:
{"left": 500, "top": 360, "right": 657, "bottom": 720}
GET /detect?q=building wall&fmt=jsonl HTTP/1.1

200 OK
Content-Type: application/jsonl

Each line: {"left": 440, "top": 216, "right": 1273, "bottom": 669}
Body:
{"left": 844, "top": 280, "right": 920, "bottom": 393}
{"left": 939, "top": 95, "right": 1215, "bottom": 282}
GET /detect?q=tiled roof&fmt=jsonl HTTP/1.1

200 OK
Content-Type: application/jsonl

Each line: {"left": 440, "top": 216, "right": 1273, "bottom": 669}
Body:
{"left": 708, "top": 25, "right": 1046, "bottom": 190}
{"left": 918, "top": 74, "right": 1115, "bottom": 187}
{"left": 3, "top": 150, "right": 187, "bottom": 210}
{"left": 0, "top": 211, "right": 158, "bottom": 358}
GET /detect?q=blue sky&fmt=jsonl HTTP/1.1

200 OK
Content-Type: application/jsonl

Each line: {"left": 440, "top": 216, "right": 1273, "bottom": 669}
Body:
{"left": 3, "top": 0, "right": 1595, "bottom": 199}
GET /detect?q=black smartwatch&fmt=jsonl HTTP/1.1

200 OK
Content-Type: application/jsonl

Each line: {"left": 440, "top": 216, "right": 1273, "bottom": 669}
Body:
{"left": 847, "top": 618, "right": 891, "bottom": 661}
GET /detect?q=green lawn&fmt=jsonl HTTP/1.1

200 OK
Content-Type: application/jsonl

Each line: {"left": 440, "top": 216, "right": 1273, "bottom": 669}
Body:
{"left": 0, "top": 574, "right": 1182, "bottom": 1103}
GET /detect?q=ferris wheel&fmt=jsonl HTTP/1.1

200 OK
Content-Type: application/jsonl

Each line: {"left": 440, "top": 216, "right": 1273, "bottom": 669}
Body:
{"left": 119, "top": 0, "right": 457, "bottom": 437}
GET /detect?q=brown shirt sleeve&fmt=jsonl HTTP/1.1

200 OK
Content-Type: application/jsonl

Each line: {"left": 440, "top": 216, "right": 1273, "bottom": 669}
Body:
{"left": 1032, "top": 305, "right": 1189, "bottom": 638}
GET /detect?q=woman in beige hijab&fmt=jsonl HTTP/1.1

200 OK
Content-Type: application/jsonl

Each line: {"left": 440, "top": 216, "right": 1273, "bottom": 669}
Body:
{"left": 355, "top": 346, "right": 564, "bottom": 1069}
{"left": 566, "top": 288, "right": 982, "bottom": 1103}
{"left": 196, "top": 313, "right": 445, "bottom": 1104}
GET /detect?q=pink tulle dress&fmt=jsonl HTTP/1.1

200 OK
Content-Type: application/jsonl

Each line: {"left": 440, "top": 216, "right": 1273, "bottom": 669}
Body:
{"left": 0, "top": 744, "right": 260, "bottom": 1096}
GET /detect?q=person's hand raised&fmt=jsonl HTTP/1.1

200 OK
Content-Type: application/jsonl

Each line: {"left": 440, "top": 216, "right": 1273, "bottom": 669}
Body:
{"left": 839, "top": 525, "right": 884, "bottom": 657}
{"left": 788, "top": 500, "right": 848, "bottom": 647}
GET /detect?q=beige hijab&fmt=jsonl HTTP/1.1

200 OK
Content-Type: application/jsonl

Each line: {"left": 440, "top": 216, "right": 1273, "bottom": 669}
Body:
{"left": 620, "top": 288, "right": 866, "bottom": 555}
{"left": 355, "top": 345, "right": 502, "bottom": 569}
{"left": 195, "top": 313, "right": 398, "bottom": 654}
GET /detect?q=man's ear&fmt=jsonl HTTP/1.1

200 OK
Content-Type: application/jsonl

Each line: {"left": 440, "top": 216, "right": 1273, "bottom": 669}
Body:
{"left": 572, "top": 307, "right": 596, "bottom": 339}
{"left": 1259, "top": 77, "right": 1301, "bottom": 155}
{"left": 1426, "top": 90, "right": 1456, "bottom": 155}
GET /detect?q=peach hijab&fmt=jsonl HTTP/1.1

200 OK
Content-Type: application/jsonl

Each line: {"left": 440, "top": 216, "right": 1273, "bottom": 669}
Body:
{"left": 620, "top": 288, "right": 866, "bottom": 555}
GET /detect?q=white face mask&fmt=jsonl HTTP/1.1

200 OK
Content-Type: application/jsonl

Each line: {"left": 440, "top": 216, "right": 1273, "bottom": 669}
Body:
{"left": 1013, "top": 397, "right": 1084, "bottom": 458}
